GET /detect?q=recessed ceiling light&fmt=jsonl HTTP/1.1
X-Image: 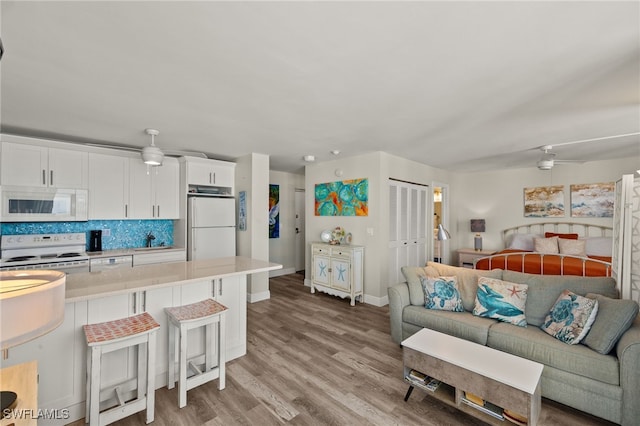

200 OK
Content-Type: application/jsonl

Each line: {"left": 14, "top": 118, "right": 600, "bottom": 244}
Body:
{"left": 330, "top": 150, "right": 340, "bottom": 155}
{"left": 303, "top": 155, "right": 315, "bottom": 162}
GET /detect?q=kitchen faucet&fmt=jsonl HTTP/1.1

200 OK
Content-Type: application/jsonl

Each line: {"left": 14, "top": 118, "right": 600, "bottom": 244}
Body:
{"left": 145, "top": 231, "right": 156, "bottom": 248}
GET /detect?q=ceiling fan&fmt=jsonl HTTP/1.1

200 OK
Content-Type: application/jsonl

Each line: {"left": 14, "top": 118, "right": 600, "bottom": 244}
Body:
{"left": 86, "top": 128, "right": 208, "bottom": 164}
{"left": 536, "top": 145, "right": 582, "bottom": 170}
{"left": 535, "top": 132, "right": 640, "bottom": 170}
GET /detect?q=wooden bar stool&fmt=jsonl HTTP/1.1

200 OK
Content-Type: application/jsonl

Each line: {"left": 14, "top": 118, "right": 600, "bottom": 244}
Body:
{"left": 83, "top": 312, "right": 160, "bottom": 426}
{"left": 165, "top": 298, "right": 227, "bottom": 408}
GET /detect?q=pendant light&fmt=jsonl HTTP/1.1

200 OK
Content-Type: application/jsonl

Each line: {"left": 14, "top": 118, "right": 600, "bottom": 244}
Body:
{"left": 141, "top": 128, "right": 164, "bottom": 166}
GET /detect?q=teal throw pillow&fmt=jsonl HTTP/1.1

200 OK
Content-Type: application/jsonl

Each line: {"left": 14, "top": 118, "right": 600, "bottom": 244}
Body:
{"left": 420, "top": 276, "right": 464, "bottom": 312}
{"left": 583, "top": 293, "right": 639, "bottom": 354}
{"left": 473, "top": 277, "right": 528, "bottom": 327}
{"left": 541, "top": 290, "right": 598, "bottom": 345}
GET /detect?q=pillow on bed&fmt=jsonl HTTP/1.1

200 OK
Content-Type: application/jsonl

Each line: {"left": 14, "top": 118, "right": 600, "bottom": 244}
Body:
{"left": 584, "top": 237, "right": 613, "bottom": 257}
{"left": 545, "top": 232, "right": 579, "bottom": 240}
{"left": 534, "top": 236, "right": 559, "bottom": 254}
{"left": 507, "top": 233, "right": 540, "bottom": 251}
{"left": 558, "top": 238, "right": 587, "bottom": 257}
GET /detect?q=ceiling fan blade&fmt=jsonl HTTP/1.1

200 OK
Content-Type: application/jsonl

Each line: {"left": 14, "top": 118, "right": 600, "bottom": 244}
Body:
{"left": 549, "top": 132, "right": 640, "bottom": 148}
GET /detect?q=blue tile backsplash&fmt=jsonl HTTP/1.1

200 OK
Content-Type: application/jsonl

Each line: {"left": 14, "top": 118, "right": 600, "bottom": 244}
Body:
{"left": 1, "top": 220, "right": 174, "bottom": 251}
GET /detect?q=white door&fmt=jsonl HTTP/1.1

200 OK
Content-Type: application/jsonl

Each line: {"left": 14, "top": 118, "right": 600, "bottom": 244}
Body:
{"left": 190, "top": 227, "right": 236, "bottom": 260}
{"left": 294, "top": 189, "right": 305, "bottom": 272}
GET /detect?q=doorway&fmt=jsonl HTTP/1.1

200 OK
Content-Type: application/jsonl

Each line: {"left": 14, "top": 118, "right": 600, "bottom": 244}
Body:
{"left": 294, "top": 189, "right": 305, "bottom": 273}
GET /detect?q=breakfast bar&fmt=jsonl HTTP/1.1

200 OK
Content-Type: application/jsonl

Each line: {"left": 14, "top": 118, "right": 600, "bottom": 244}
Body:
{"left": 1, "top": 257, "right": 282, "bottom": 425}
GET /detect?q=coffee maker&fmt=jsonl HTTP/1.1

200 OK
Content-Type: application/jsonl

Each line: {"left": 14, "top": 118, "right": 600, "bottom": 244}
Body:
{"left": 89, "top": 230, "right": 102, "bottom": 252}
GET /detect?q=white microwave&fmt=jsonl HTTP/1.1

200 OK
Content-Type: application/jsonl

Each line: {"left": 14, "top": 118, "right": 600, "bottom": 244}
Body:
{"left": 0, "top": 186, "right": 88, "bottom": 222}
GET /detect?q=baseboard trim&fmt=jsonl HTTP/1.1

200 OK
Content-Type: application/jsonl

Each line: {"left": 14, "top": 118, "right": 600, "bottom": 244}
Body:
{"left": 269, "top": 267, "right": 296, "bottom": 277}
{"left": 247, "top": 290, "right": 270, "bottom": 303}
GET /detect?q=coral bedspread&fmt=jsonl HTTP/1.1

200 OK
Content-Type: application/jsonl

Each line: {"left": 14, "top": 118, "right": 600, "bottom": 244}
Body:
{"left": 474, "top": 249, "right": 612, "bottom": 277}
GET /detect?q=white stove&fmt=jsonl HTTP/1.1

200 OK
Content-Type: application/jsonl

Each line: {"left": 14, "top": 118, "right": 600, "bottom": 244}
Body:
{"left": 0, "top": 233, "right": 90, "bottom": 274}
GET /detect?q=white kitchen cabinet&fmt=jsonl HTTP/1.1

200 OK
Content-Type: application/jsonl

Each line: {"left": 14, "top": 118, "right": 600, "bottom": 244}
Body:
{"left": 139, "top": 286, "right": 177, "bottom": 385}
{"left": 88, "top": 152, "right": 129, "bottom": 219}
{"left": 133, "top": 249, "right": 186, "bottom": 267}
{"left": 89, "top": 153, "right": 179, "bottom": 220}
{"left": 311, "top": 243, "right": 364, "bottom": 306}
{"left": 183, "top": 156, "right": 235, "bottom": 193}
{"left": 0, "top": 141, "right": 88, "bottom": 188}
{"left": 129, "top": 157, "right": 179, "bottom": 219}
{"left": 1, "top": 302, "right": 85, "bottom": 422}
{"left": 180, "top": 276, "right": 247, "bottom": 361}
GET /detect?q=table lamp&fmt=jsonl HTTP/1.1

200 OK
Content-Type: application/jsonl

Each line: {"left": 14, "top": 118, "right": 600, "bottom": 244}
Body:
{"left": 470, "top": 219, "right": 486, "bottom": 251}
{"left": 0, "top": 271, "right": 66, "bottom": 416}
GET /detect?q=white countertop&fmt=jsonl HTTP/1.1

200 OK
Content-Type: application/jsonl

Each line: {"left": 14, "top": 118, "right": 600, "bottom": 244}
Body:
{"left": 65, "top": 256, "right": 282, "bottom": 302}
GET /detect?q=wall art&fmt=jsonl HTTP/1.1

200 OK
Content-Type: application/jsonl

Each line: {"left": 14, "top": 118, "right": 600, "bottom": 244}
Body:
{"left": 269, "top": 184, "right": 280, "bottom": 238}
{"left": 238, "top": 191, "right": 247, "bottom": 231}
{"left": 570, "top": 182, "right": 615, "bottom": 217}
{"left": 524, "top": 185, "right": 565, "bottom": 217}
{"left": 315, "top": 178, "right": 368, "bottom": 216}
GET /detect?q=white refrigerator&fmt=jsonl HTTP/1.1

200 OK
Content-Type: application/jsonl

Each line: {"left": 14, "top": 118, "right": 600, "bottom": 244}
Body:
{"left": 187, "top": 196, "right": 236, "bottom": 260}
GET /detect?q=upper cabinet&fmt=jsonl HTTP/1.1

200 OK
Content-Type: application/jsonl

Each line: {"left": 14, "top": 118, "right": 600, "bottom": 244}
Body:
{"left": 182, "top": 156, "right": 235, "bottom": 195}
{"left": 1, "top": 140, "right": 88, "bottom": 188}
{"left": 89, "top": 153, "right": 180, "bottom": 220}
{"left": 129, "top": 157, "right": 179, "bottom": 219}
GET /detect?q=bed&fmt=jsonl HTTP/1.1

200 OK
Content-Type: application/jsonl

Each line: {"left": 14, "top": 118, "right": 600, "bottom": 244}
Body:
{"left": 474, "top": 222, "right": 613, "bottom": 277}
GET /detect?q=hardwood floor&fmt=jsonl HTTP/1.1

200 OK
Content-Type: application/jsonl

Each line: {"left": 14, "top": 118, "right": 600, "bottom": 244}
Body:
{"left": 70, "top": 273, "right": 615, "bottom": 425}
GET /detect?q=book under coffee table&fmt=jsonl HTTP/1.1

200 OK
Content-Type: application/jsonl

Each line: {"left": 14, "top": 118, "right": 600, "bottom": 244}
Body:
{"left": 402, "top": 328, "right": 543, "bottom": 425}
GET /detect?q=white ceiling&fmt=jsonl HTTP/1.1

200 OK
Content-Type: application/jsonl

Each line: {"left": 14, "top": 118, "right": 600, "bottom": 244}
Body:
{"left": 1, "top": 1, "right": 638, "bottom": 174}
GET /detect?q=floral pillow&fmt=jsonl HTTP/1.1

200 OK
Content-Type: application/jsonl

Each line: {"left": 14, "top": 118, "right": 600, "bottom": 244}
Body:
{"left": 541, "top": 290, "right": 599, "bottom": 345}
{"left": 473, "top": 277, "right": 528, "bottom": 327}
{"left": 420, "top": 276, "right": 464, "bottom": 312}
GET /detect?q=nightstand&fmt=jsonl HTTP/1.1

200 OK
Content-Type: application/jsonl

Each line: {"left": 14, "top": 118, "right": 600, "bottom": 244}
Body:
{"left": 457, "top": 248, "right": 495, "bottom": 268}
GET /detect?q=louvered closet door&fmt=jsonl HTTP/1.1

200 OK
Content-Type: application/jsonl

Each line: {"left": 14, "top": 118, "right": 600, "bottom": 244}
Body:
{"left": 389, "top": 180, "right": 428, "bottom": 286}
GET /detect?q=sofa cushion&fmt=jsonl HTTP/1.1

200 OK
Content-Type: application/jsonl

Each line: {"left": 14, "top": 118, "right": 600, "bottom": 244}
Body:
{"left": 541, "top": 290, "right": 598, "bottom": 344}
{"left": 583, "top": 293, "right": 640, "bottom": 354}
{"left": 402, "top": 307, "right": 496, "bottom": 345}
{"left": 420, "top": 276, "right": 464, "bottom": 311}
{"left": 502, "top": 271, "right": 617, "bottom": 327}
{"left": 401, "top": 265, "right": 440, "bottom": 306}
{"left": 425, "top": 262, "right": 503, "bottom": 311}
{"left": 473, "top": 277, "right": 528, "bottom": 327}
{"left": 487, "top": 322, "right": 620, "bottom": 386}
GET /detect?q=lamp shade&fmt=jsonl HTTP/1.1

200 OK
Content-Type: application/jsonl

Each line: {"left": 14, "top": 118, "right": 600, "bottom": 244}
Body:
{"left": 437, "top": 224, "right": 451, "bottom": 241}
{"left": 0, "top": 270, "right": 65, "bottom": 350}
{"left": 470, "top": 219, "right": 486, "bottom": 233}
{"left": 141, "top": 145, "right": 164, "bottom": 166}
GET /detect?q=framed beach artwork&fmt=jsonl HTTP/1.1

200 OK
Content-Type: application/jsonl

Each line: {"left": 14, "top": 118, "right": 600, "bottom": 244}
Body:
{"left": 570, "top": 182, "right": 615, "bottom": 217}
{"left": 315, "top": 178, "right": 368, "bottom": 216}
{"left": 524, "top": 185, "right": 565, "bottom": 217}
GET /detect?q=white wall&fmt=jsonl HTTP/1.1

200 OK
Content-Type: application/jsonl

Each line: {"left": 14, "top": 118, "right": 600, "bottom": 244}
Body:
{"left": 305, "top": 151, "right": 452, "bottom": 306}
{"left": 450, "top": 156, "right": 639, "bottom": 255}
{"left": 236, "top": 153, "right": 270, "bottom": 302}
{"left": 268, "top": 170, "right": 305, "bottom": 276}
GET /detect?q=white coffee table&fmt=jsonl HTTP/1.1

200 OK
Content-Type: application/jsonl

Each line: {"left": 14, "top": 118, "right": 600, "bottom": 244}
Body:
{"left": 402, "top": 328, "right": 543, "bottom": 425}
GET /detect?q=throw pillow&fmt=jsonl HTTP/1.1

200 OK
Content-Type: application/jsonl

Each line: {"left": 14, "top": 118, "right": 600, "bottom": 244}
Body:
{"left": 401, "top": 265, "right": 437, "bottom": 306}
{"left": 558, "top": 238, "right": 587, "bottom": 257}
{"left": 420, "top": 276, "right": 464, "bottom": 312}
{"left": 541, "top": 290, "right": 598, "bottom": 345}
{"left": 473, "top": 277, "right": 528, "bottom": 327}
{"left": 534, "top": 236, "right": 559, "bottom": 254}
{"left": 583, "top": 293, "right": 639, "bottom": 354}
{"left": 507, "top": 233, "right": 540, "bottom": 251}
{"left": 545, "top": 232, "right": 579, "bottom": 240}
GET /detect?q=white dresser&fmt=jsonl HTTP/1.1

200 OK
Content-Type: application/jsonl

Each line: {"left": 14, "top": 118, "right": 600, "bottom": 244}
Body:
{"left": 310, "top": 242, "right": 364, "bottom": 306}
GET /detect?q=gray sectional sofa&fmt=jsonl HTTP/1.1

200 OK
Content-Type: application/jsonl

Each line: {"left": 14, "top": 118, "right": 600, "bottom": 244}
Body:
{"left": 387, "top": 261, "right": 640, "bottom": 425}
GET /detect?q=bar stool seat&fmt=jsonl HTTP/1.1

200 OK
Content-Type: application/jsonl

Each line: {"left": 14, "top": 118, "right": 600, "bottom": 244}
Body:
{"left": 83, "top": 312, "right": 160, "bottom": 426}
{"left": 165, "top": 298, "right": 227, "bottom": 408}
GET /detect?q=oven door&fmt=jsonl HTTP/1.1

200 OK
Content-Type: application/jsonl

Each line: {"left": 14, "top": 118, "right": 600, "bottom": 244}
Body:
{"left": 0, "top": 259, "right": 90, "bottom": 274}
{"left": 0, "top": 186, "right": 88, "bottom": 222}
